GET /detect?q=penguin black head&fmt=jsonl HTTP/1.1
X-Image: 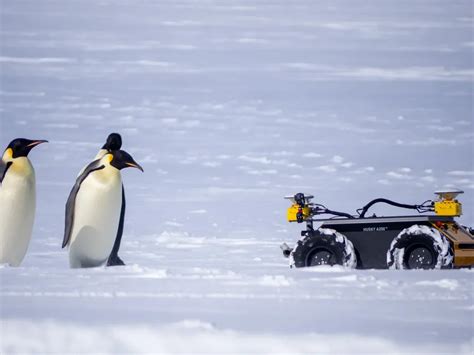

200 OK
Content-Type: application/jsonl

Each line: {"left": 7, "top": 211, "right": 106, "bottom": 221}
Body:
{"left": 109, "top": 150, "right": 144, "bottom": 172}
{"left": 102, "top": 133, "right": 122, "bottom": 151}
{"left": 5, "top": 138, "right": 48, "bottom": 159}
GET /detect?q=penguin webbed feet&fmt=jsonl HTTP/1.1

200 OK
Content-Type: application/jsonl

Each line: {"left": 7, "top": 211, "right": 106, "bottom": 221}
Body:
{"left": 107, "top": 254, "right": 125, "bottom": 267}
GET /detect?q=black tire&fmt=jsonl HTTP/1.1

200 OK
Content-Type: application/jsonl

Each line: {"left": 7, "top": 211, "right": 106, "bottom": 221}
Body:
{"left": 387, "top": 225, "right": 453, "bottom": 270}
{"left": 290, "top": 228, "right": 357, "bottom": 268}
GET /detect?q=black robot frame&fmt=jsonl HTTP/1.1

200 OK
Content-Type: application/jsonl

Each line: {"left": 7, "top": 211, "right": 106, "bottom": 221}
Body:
{"left": 300, "top": 215, "right": 458, "bottom": 269}
{"left": 282, "top": 193, "right": 474, "bottom": 269}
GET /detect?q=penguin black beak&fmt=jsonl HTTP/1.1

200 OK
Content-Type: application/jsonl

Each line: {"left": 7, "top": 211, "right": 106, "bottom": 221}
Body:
{"left": 23, "top": 139, "right": 48, "bottom": 157}
{"left": 126, "top": 162, "right": 144, "bottom": 172}
{"left": 26, "top": 140, "right": 48, "bottom": 148}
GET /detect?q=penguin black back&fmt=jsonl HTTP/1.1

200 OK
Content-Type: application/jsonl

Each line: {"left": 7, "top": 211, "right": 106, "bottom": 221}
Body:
{"left": 0, "top": 161, "right": 12, "bottom": 183}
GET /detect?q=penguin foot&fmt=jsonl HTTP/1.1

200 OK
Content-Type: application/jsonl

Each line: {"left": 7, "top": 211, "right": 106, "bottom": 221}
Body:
{"left": 107, "top": 254, "right": 125, "bottom": 266}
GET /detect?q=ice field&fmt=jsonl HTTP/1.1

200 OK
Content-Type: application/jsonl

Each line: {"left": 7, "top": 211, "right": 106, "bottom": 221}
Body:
{"left": 1, "top": 0, "right": 473, "bottom": 353}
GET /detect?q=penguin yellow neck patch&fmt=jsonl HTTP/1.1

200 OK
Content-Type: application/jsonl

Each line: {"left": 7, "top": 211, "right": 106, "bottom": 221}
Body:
{"left": 10, "top": 156, "right": 34, "bottom": 176}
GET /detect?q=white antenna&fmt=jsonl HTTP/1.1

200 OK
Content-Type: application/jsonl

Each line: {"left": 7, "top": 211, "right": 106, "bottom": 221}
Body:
{"left": 434, "top": 189, "right": 464, "bottom": 200}
{"left": 284, "top": 194, "right": 314, "bottom": 204}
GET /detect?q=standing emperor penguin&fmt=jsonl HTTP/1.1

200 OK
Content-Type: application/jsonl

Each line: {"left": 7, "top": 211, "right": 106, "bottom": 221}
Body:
{"left": 82, "top": 133, "right": 126, "bottom": 266}
{"left": 63, "top": 150, "right": 143, "bottom": 268}
{"left": 0, "top": 138, "right": 48, "bottom": 266}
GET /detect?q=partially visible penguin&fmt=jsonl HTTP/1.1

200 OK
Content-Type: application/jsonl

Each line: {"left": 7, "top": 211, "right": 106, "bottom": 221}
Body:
{"left": 0, "top": 138, "right": 48, "bottom": 266}
{"left": 80, "top": 133, "right": 126, "bottom": 266}
{"left": 63, "top": 150, "right": 143, "bottom": 268}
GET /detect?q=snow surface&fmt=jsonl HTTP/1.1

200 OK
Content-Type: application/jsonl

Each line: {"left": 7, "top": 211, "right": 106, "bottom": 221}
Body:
{"left": 1, "top": 0, "right": 473, "bottom": 353}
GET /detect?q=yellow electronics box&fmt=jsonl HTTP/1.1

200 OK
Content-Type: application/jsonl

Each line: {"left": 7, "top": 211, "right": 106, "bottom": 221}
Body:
{"left": 434, "top": 190, "right": 463, "bottom": 217}
{"left": 434, "top": 200, "right": 462, "bottom": 216}
{"left": 287, "top": 204, "right": 311, "bottom": 222}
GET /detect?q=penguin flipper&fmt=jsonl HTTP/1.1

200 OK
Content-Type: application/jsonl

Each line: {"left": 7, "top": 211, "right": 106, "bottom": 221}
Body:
{"left": 0, "top": 160, "right": 12, "bottom": 183}
{"left": 62, "top": 159, "right": 105, "bottom": 248}
{"left": 107, "top": 184, "right": 126, "bottom": 266}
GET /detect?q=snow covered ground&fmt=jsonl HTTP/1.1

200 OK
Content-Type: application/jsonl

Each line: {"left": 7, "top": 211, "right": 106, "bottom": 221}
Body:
{"left": 1, "top": 0, "right": 473, "bottom": 353}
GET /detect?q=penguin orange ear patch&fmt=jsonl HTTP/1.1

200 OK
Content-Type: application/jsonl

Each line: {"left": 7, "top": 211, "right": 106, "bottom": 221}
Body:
{"left": 106, "top": 154, "right": 114, "bottom": 163}
{"left": 3, "top": 148, "right": 13, "bottom": 160}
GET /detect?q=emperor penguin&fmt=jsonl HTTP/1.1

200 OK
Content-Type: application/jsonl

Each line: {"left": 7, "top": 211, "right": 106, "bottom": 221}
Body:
{"left": 0, "top": 138, "right": 48, "bottom": 266}
{"left": 80, "top": 133, "right": 126, "bottom": 266}
{"left": 62, "top": 150, "right": 143, "bottom": 268}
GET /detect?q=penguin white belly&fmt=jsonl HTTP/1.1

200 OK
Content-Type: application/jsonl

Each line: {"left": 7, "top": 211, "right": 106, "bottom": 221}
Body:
{"left": 0, "top": 168, "right": 36, "bottom": 267}
{"left": 68, "top": 172, "right": 122, "bottom": 268}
